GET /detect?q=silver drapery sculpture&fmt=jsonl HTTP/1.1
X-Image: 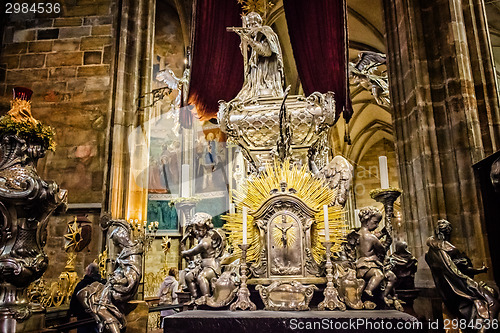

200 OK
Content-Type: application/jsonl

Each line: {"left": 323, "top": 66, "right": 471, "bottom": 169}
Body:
{"left": 77, "top": 216, "right": 143, "bottom": 333}
{"left": 228, "top": 12, "right": 284, "bottom": 101}
{"left": 216, "top": 11, "right": 407, "bottom": 313}
{"left": 426, "top": 220, "right": 500, "bottom": 324}
{"left": 0, "top": 87, "right": 67, "bottom": 332}
{"left": 219, "top": 12, "right": 337, "bottom": 170}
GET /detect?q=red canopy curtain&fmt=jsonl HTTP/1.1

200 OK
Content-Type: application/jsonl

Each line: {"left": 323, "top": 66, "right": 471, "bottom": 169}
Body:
{"left": 188, "top": 0, "right": 243, "bottom": 120}
{"left": 283, "top": 0, "right": 352, "bottom": 122}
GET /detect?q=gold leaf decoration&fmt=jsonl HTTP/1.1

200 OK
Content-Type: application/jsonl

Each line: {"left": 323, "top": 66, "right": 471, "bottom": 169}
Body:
{"left": 223, "top": 160, "right": 347, "bottom": 265}
{"left": 237, "top": 0, "right": 274, "bottom": 16}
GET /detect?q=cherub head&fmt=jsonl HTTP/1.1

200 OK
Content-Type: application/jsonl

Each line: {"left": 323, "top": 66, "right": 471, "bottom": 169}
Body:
{"left": 358, "top": 206, "right": 383, "bottom": 231}
{"left": 191, "top": 212, "right": 214, "bottom": 239}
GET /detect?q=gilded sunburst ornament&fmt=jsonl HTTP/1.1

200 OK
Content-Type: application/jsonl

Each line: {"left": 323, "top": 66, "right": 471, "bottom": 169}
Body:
{"left": 64, "top": 217, "right": 82, "bottom": 251}
{"left": 223, "top": 160, "right": 347, "bottom": 264}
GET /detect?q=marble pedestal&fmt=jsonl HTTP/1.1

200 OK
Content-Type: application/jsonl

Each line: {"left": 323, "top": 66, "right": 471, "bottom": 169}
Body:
{"left": 163, "top": 310, "right": 423, "bottom": 333}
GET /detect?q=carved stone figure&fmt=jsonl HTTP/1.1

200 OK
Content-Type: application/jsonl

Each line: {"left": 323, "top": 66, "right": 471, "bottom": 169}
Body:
{"left": 219, "top": 15, "right": 337, "bottom": 171}
{"left": 181, "top": 212, "right": 225, "bottom": 304}
{"left": 333, "top": 230, "right": 378, "bottom": 310}
{"left": 426, "top": 219, "right": 500, "bottom": 325}
{"left": 0, "top": 87, "right": 67, "bottom": 331}
{"left": 356, "top": 207, "right": 397, "bottom": 307}
{"left": 77, "top": 217, "right": 143, "bottom": 333}
{"left": 389, "top": 241, "right": 418, "bottom": 290}
{"left": 230, "top": 12, "right": 284, "bottom": 101}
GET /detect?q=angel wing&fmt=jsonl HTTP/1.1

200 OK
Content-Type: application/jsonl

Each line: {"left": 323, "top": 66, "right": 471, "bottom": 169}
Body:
{"left": 319, "top": 156, "right": 353, "bottom": 207}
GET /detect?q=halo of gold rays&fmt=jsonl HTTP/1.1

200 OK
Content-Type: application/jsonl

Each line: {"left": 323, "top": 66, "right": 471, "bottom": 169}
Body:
{"left": 223, "top": 160, "right": 347, "bottom": 265}
{"left": 237, "top": 0, "right": 274, "bottom": 16}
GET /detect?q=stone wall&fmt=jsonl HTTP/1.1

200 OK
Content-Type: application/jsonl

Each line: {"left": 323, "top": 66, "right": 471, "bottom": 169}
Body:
{"left": 0, "top": 0, "right": 117, "bottom": 279}
{"left": 382, "top": 0, "right": 499, "bottom": 288}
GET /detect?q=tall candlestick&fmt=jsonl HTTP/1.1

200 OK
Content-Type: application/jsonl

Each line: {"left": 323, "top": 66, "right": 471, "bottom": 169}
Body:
{"left": 181, "top": 164, "right": 190, "bottom": 197}
{"left": 242, "top": 206, "right": 248, "bottom": 245}
{"left": 323, "top": 205, "right": 330, "bottom": 241}
{"left": 379, "top": 156, "right": 389, "bottom": 189}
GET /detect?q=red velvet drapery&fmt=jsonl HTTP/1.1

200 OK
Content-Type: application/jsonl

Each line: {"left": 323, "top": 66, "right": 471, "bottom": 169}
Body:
{"left": 187, "top": 0, "right": 243, "bottom": 120}
{"left": 283, "top": 0, "right": 352, "bottom": 122}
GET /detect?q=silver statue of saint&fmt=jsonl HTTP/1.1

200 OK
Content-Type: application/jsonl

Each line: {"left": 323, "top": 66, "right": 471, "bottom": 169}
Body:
{"left": 229, "top": 12, "right": 284, "bottom": 101}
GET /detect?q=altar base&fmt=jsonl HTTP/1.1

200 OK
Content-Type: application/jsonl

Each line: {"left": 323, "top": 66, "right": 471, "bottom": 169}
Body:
{"left": 163, "top": 310, "right": 423, "bottom": 333}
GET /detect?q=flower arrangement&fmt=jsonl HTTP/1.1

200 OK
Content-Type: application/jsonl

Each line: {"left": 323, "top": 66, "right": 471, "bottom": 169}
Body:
{"left": 0, "top": 115, "right": 56, "bottom": 151}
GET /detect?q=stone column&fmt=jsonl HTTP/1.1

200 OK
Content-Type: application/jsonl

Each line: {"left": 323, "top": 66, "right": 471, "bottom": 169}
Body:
{"left": 382, "top": 0, "right": 500, "bottom": 286}
{"left": 104, "top": 0, "right": 155, "bottom": 222}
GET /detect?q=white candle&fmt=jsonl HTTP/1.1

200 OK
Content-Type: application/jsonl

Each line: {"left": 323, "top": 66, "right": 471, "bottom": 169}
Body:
{"left": 242, "top": 207, "right": 248, "bottom": 245}
{"left": 379, "top": 156, "right": 389, "bottom": 189}
{"left": 229, "top": 203, "right": 236, "bottom": 214}
{"left": 354, "top": 209, "right": 361, "bottom": 228}
{"left": 323, "top": 205, "right": 330, "bottom": 241}
{"left": 181, "top": 164, "right": 190, "bottom": 197}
